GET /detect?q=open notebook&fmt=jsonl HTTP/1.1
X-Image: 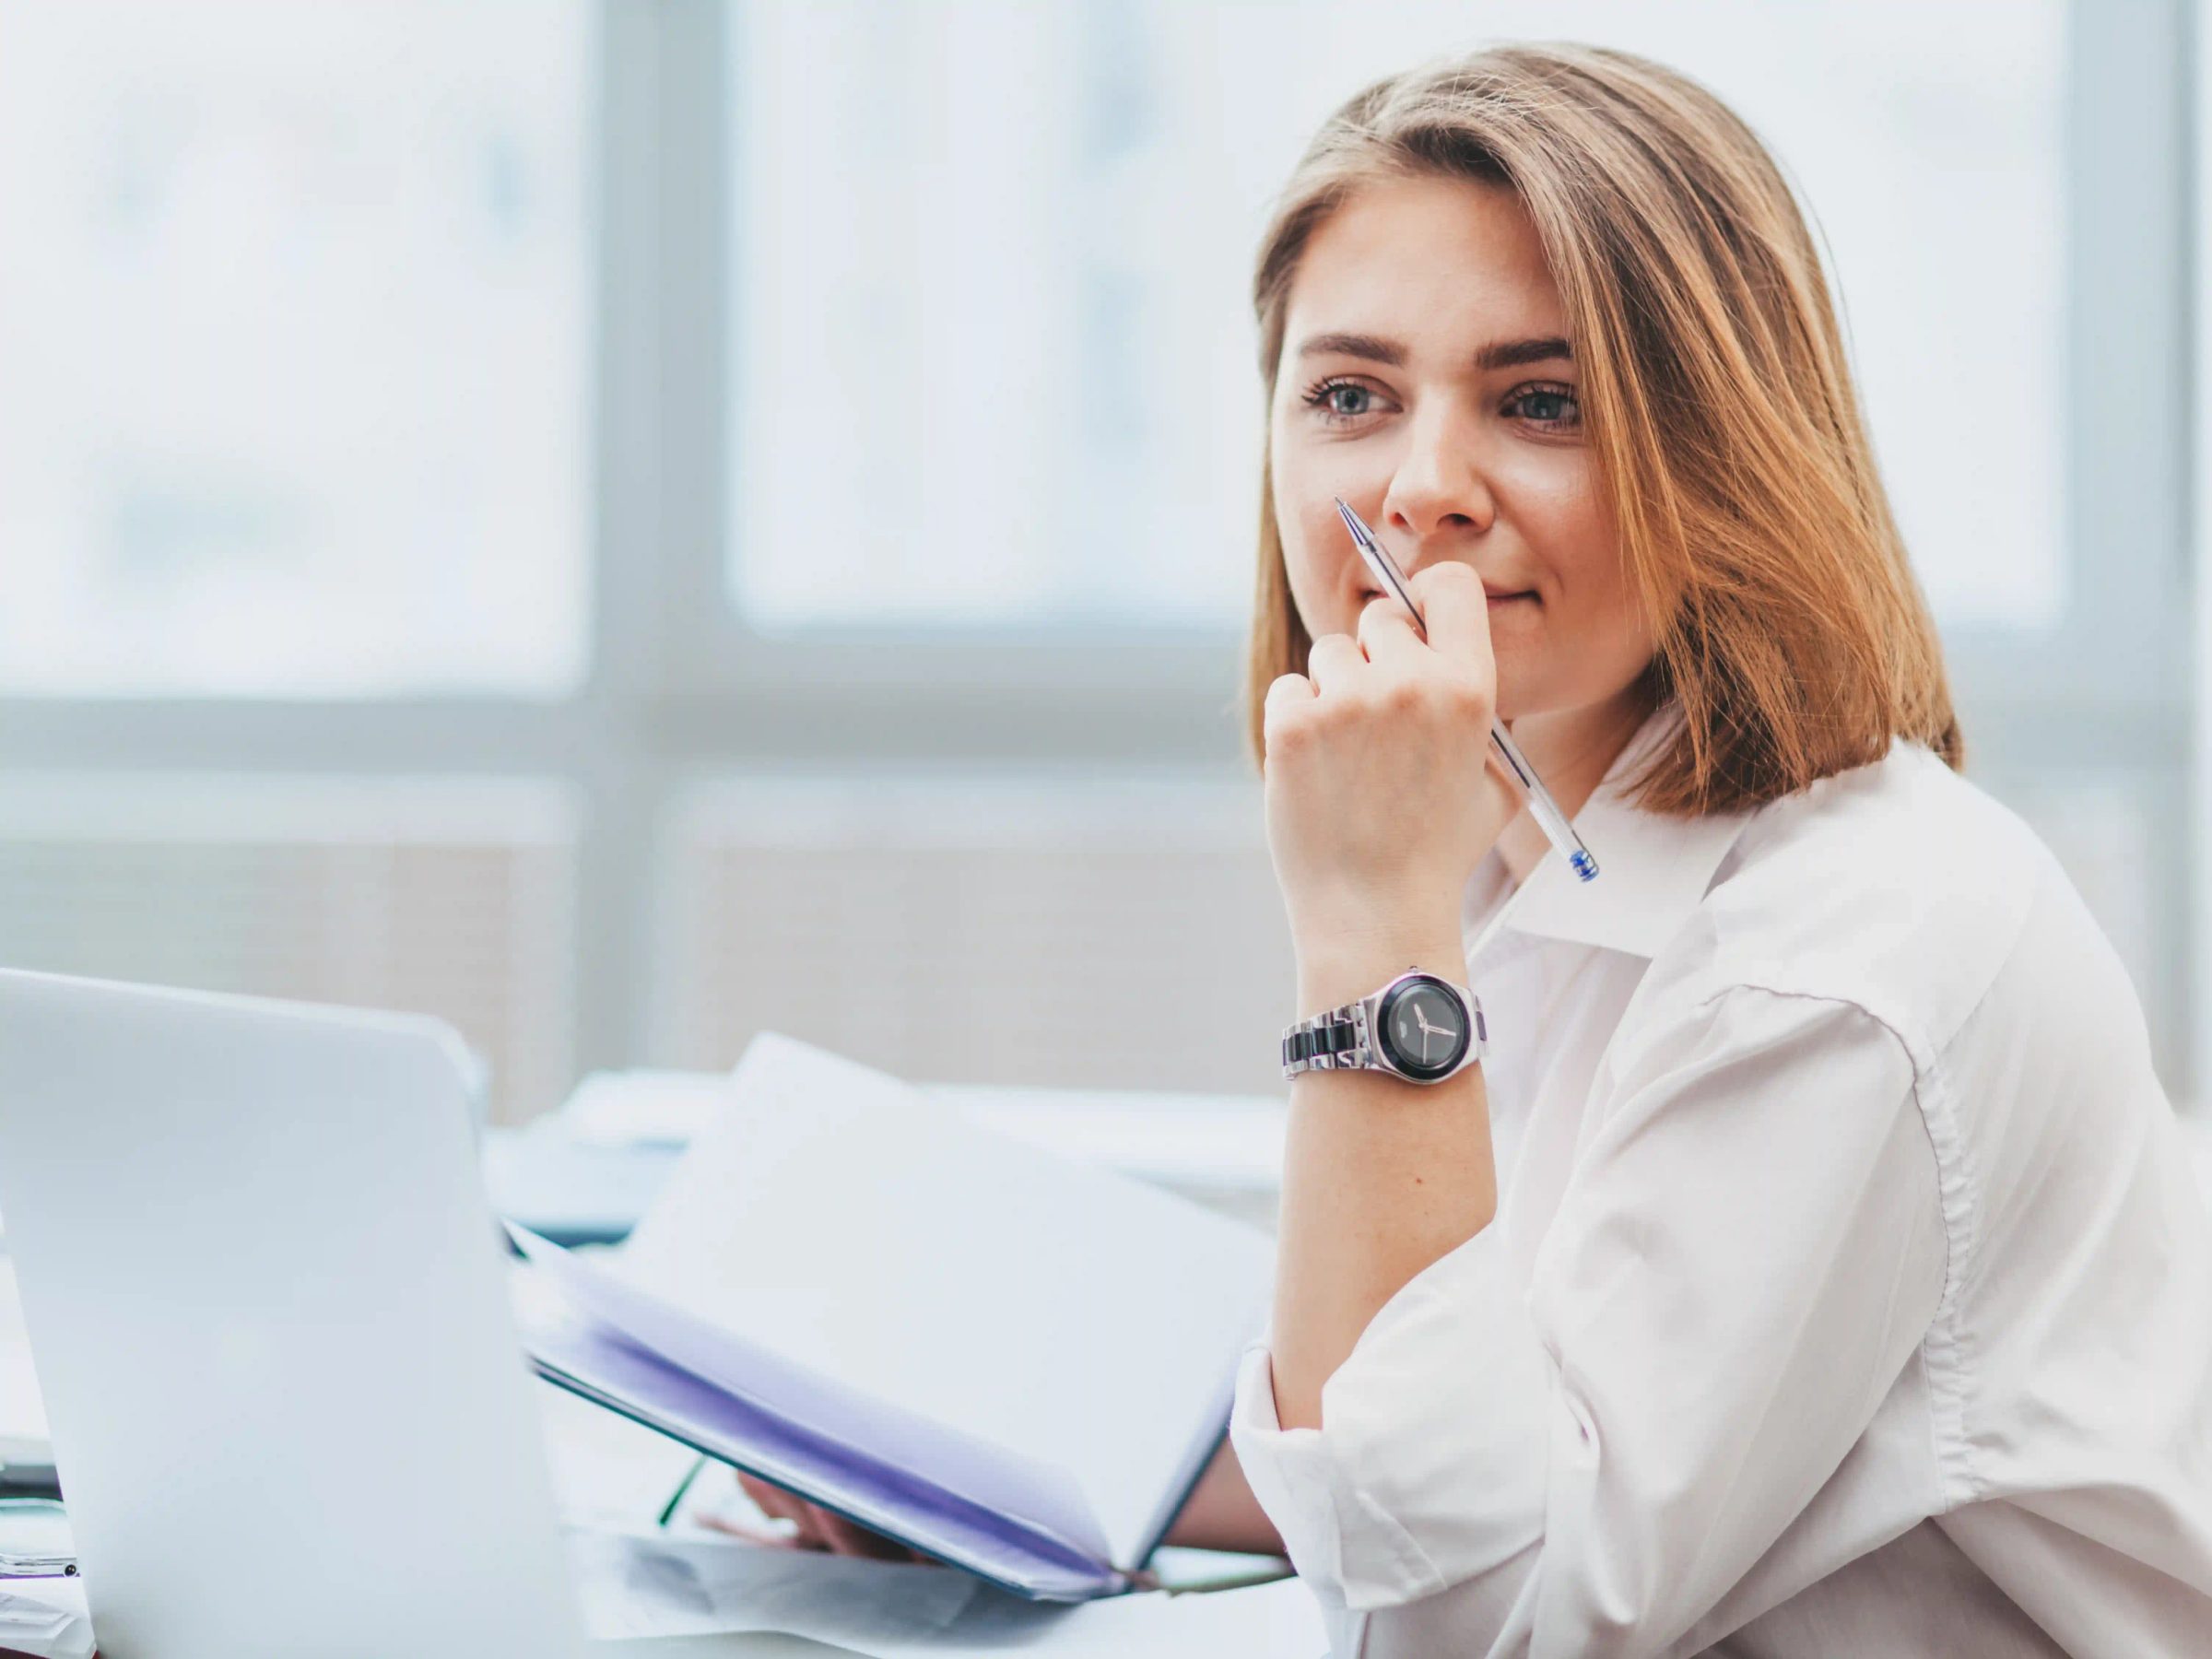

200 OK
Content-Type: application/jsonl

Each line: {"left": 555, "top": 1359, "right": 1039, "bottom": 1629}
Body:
{"left": 512, "top": 1033, "right": 1277, "bottom": 1601}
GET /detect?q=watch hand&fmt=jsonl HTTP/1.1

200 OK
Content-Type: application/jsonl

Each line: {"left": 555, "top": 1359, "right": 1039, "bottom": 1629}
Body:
{"left": 1409, "top": 1012, "right": 1434, "bottom": 1059}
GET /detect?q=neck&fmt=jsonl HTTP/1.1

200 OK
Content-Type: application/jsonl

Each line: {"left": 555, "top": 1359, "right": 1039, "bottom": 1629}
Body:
{"left": 1493, "top": 684, "right": 1657, "bottom": 884}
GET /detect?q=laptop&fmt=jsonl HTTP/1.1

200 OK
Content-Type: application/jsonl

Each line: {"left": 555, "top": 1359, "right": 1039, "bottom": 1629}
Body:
{"left": 0, "top": 968, "right": 814, "bottom": 1659}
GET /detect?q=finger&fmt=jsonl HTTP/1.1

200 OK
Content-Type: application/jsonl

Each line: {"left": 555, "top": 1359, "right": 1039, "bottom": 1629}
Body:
{"left": 1408, "top": 562, "right": 1496, "bottom": 675}
{"left": 1261, "top": 673, "right": 1317, "bottom": 774}
{"left": 738, "top": 1477, "right": 834, "bottom": 1550}
{"left": 1354, "top": 594, "right": 1425, "bottom": 671}
{"left": 813, "top": 1509, "right": 926, "bottom": 1562}
{"left": 735, "top": 1471, "right": 786, "bottom": 1513}
{"left": 1263, "top": 671, "right": 1315, "bottom": 713}
{"left": 1303, "top": 631, "right": 1366, "bottom": 695}
{"left": 791, "top": 1510, "right": 837, "bottom": 1551}
{"left": 736, "top": 1472, "right": 806, "bottom": 1527}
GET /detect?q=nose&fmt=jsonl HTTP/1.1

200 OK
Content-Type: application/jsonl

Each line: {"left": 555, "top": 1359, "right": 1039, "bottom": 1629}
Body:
{"left": 1381, "top": 400, "right": 1496, "bottom": 561}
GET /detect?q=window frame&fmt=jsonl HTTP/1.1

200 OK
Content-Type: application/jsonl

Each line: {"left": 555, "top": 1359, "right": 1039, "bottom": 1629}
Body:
{"left": 0, "top": 0, "right": 2193, "bottom": 1100}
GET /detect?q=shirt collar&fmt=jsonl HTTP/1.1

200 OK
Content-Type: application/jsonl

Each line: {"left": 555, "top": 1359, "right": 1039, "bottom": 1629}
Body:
{"left": 1472, "top": 704, "right": 1754, "bottom": 963}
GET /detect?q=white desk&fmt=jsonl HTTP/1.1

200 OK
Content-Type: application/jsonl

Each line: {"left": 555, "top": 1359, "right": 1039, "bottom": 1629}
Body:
{"left": 0, "top": 1260, "right": 1319, "bottom": 1657}
{"left": 489, "top": 1073, "right": 1290, "bottom": 1246}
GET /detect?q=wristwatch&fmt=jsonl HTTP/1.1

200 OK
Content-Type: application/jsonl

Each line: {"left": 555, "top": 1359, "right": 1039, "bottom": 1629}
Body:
{"left": 1280, "top": 970, "right": 1486, "bottom": 1085}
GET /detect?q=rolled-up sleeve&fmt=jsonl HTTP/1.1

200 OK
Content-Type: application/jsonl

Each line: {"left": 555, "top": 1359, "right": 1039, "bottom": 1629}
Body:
{"left": 1230, "top": 986, "right": 1947, "bottom": 1657}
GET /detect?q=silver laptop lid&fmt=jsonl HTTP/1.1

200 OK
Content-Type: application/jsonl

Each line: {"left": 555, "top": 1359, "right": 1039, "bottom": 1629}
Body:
{"left": 0, "top": 969, "right": 583, "bottom": 1659}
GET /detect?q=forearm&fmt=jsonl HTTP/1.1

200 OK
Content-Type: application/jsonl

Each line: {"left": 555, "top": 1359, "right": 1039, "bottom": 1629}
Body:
{"left": 1269, "top": 914, "right": 1499, "bottom": 1431}
{"left": 1255, "top": 566, "right": 1514, "bottom": 1435}
{"left": 1164, "top": 1439, "right": 1286, "bottom": 1555}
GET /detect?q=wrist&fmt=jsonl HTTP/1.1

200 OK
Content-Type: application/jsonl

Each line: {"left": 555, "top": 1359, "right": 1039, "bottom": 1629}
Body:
{"left": 1292, "top": 915, "right": 1467, "bottom": 1018}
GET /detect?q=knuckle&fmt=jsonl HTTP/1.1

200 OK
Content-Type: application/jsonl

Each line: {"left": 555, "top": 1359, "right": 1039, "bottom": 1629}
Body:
{"left": 1310, "top": 690, "right": 1358, "bottom": 732}
{"left": 1263, "top": 707, "right": 1313, "bottom": 756}
{"left": 1380, "top": 676, "right": 1427, "bottom": 719}
{"left": 1445, "top": 673, "right": 1492, "bottom": 718}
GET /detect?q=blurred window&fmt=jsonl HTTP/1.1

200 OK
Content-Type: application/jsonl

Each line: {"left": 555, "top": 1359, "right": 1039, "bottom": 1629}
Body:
{"left": 0, "top": 1, "right": 593, "bottom": 698}
{"left": 726, "top": 0, "right": 2064, "bottom": 636}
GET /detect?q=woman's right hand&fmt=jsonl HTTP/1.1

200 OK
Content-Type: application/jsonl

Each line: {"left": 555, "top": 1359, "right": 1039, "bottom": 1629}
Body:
{"left": 715, "top": 1472, "right": 934, "bottom": 1562}
{"left": 1262, "top": 564, "right": 1515, "bottom": 987}
{"left": 713, "top": 1442, "right": 1283, "bottom": 1562}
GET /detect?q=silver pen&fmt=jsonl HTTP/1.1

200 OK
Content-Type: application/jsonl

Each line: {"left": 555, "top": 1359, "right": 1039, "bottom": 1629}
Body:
{"left": 1333, "top": 498, "right": 1599, "bottom": 882}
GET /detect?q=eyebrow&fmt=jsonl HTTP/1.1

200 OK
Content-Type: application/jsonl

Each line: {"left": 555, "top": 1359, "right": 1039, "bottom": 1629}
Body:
{"left": 1293, "top": 332, "right": 1574, "bottom": 372}
{"left": 1295, "top": 332, "right": 1405, "bottom": 366}
{"left": 1476, "top": 335, "right": 1573, "bottom": 371}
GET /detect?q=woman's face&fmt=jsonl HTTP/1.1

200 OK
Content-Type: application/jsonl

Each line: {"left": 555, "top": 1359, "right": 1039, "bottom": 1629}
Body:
{"left": 1269, "top": 174, "right": 1655, "bottom": 727}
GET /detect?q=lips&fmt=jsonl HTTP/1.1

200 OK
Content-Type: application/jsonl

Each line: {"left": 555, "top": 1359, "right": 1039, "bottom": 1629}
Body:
{"left": 1359, "top": 585, "right": 1536, "bottom": 606}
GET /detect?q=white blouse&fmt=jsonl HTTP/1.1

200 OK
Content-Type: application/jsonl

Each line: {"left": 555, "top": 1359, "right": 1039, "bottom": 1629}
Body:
{"left": 1230, "top": 719, "right": 2212, "bottom": 1658}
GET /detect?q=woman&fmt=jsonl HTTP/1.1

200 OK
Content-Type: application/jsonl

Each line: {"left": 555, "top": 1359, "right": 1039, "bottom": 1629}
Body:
{"left": 747, "top": 41, "right": 2212, "bottom": 1655}
{"left": 1230, "top": 41, "right": 2212, "bottom": 1658}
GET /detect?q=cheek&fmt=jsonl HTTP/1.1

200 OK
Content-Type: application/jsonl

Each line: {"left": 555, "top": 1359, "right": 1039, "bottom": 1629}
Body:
{"left": 1497, "top": 462, "right": 1653, "bottom": 705}
{"left": 1281, "top": 528, "right": 1367, "bottom": 643}
{"left": 1510, "top": 447, "right": 1606, "bottom": 546}
{"left": 1563, "top": 579, "right": 1655, "bottom": 685}
{"left": 1493, "top": 590, "right": 1651, "bottom": 720}
{"left": 1271, "top": 459, "right": 1359, "bottom": 639}
{"left": 1518, "top": 453, "right": 1621, "bottom": 615}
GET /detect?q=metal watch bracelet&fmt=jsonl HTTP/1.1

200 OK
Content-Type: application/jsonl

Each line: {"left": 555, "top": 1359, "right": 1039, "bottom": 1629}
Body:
{"left": 1280, "top": 971, "right": 1486, "bottom": 1084}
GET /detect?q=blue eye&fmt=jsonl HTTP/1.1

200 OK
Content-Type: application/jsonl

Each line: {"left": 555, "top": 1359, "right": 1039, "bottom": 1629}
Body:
{"left": 1507, "top": 383, "right": 1581, "bottom": 429}
{"left": 1302, "top": 377, "right": 1389, "bottom": 424}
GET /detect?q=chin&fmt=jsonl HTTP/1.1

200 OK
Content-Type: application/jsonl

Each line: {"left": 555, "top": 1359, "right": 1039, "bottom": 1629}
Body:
{"left": 1490, "top": 654, "right": 1544, "bottom": 724}
{"left": 1494, "top": 678, "right": 1592, "bottom": 729}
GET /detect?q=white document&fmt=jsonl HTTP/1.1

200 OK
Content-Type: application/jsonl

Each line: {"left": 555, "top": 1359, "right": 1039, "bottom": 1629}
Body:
{"left": 612, "top": 1033, "right": 1276, "bottom": 1574}
{"left": 570, "top": 1526, "right": 979, "bottom": 1643}
{"left": 0, "top": 1583, "right": 94, "bottom": 1659}
{"left": 569, "top": 1528, "right": 1324, "bottom": 1657}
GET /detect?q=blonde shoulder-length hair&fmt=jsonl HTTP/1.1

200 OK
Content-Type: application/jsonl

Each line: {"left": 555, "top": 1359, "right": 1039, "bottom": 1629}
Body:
{"left": 1245, "top": 43, "right": 1962, "bottom": 814}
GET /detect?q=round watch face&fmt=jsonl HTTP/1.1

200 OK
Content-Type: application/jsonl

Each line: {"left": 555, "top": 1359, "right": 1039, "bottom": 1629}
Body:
{"left": 1376, "top": 976, "right": 1472, "bottom": 1081}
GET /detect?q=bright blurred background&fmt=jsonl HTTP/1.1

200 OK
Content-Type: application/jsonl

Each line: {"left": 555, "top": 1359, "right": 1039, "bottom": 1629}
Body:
{"left": 0, "top": 0, "right": 2197, "bottom": 1128}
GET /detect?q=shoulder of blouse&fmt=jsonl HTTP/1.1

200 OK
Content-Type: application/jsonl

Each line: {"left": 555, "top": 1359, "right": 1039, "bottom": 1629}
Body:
{"left": 1646, "top": 741, "right": 2064, "bottom": 1063}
